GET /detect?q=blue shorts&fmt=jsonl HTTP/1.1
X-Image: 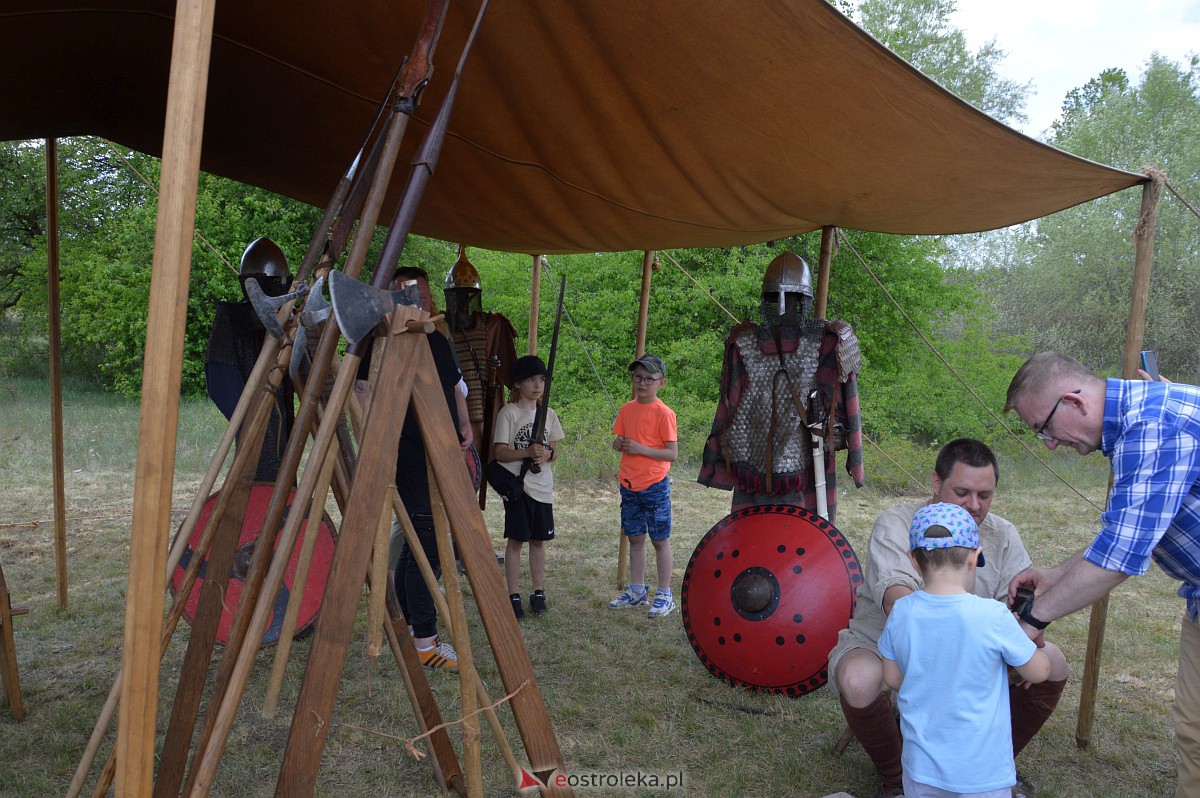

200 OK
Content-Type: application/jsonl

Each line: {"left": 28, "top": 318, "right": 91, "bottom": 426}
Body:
{"left": 619, "top": 477, "right": 672, "bottom": 541}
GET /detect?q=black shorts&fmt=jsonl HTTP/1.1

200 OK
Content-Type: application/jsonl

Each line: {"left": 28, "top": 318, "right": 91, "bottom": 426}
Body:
{"left": 503, "top": 493, "right": 555, "bottom": 543}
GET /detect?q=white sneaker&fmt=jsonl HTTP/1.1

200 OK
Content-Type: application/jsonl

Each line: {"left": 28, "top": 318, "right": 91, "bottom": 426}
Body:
{"left": 648, "top": 592, "right": 676, "bottom": 618}
{"left": 608, "top": 586, "right": 649, "bottom": 609}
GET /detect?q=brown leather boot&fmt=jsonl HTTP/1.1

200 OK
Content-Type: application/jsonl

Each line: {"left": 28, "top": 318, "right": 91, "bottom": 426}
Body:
{"left": 840, "top": 692, "right": 903, "bottom": 794}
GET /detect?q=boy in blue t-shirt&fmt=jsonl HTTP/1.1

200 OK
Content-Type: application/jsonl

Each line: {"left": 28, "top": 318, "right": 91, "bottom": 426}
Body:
{"left": 879, "top": 503, "right": 1050, "bottom": 798}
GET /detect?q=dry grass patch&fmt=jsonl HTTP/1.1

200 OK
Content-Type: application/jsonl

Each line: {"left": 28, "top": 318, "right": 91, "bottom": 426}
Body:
{"left": 0, "top": 383, "right": 1184, "bottom": 796}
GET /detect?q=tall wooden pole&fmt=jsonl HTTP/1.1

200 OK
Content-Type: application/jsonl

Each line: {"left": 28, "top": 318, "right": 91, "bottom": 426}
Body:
{"left": 634, "top": 250, "right": 654, "bottom": 355}
{"left": 115, "top": 0, "right": 215, "bottom": 793}
{"left": 617, "top": 250, "right": 657, "bottom": 590}
{"left": 1076, "top": 169, "right": 1164, "bottom": 749}
{"left": 528, "top": 254, "right": 542, "bottom": 354}
{"left": 814, "top": 225, "right": 835, "bottom": 319}
{"left": 45, "top": 138, "right": 68, "bottom": 610}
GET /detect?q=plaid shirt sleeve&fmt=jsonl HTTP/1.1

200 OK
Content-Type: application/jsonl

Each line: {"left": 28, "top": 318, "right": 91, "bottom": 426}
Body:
{"left": 1086, "top": 415, "right": 1200, "bottom": 576}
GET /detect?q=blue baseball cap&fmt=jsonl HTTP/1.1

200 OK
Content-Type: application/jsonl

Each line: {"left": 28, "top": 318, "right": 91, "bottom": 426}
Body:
{"left": 909, "top": 502, "right": 982, "bottom": 564}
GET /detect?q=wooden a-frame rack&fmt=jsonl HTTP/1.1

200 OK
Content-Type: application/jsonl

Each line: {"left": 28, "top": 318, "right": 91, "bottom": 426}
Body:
{"left": 71, "top": 297, "right": 572, "bottom": 797}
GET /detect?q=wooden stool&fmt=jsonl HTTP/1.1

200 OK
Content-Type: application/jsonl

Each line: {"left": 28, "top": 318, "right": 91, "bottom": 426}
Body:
{"left": 0, "top": 560, "right": 28, "bottom": 722}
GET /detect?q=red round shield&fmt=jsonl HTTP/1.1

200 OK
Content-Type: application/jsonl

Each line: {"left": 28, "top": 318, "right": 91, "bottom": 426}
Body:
{"left": 681, "top": 504, "right": 862, "bottom": 696}
{"left": 169, "top": 483, "right": 337, "bottom": 647}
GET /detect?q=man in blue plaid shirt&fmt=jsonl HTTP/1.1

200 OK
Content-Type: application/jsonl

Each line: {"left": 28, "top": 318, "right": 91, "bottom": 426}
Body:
{"left": 1005, "top": 351, "right": 1200, "bottom": 797}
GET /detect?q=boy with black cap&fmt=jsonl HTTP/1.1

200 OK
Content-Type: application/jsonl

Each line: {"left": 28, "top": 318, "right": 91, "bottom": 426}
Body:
{"left": 491, "top": 355, "right": 564, "bottom": 618}
{"left": 879, "top": 503, "right": 1050, "bottom": 798}
{"left": 609, "top": 353, "right": 679, "bottom": 617}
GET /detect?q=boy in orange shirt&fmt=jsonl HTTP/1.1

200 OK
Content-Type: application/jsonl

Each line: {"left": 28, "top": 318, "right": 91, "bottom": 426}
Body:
{"left": 608, "top": 354, "right": 679, "bottom": 617}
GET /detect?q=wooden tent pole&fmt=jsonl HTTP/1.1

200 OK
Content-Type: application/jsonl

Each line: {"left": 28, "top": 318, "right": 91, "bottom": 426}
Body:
{"left": 45, "top": 138, "right": 68, "bottom": 610}
{"left": 116, "top": 0, "right": 216, "bottom": 793}
{"left": 616, "top": 250, "right": 656, "bottom": 589}
{"left": 528, "top": 255, "right": 542, "bottom": 354}
{"left": 634, "top": 250, "right": 654, "bottom": 355}
{"left": 814, "top": 225, "right": 835, "bottom": 319}
{"left": 1076, "top": 169, "right": 1164, "bottom": 749}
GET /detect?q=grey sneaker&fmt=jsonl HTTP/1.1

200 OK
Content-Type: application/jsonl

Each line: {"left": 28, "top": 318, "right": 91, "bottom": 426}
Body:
{"left": 608, "top": 586, "right": 649, "bottom": 609}
{"left": 648, "top": 592, "right": 676, "bottom": 618}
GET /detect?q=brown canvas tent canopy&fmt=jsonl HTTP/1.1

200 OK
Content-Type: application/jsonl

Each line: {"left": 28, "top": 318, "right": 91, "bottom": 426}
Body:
{"left": 1, "top": 0, "right": 1144, "bottom": 253}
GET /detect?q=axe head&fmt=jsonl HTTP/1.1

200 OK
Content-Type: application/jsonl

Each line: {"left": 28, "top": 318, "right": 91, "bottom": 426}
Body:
{"left": 289, "top": 322, "right": 310, "bottom": 387}
{"left": 246, "top": 278, "right": 308, "bottom": 340}
{"left": 329, "top": 271, "right": 423, "bottom": 345}
{"left": 300, "top": 274, "right": 332, "bottom": 328}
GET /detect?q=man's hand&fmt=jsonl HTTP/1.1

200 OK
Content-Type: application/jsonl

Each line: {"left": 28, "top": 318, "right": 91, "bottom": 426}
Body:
{"left": 1008, "top": 566, "right": 1051, "bottom": 604}
{"left": 1137, "top": 368, "right": 1172, "bottom": 383}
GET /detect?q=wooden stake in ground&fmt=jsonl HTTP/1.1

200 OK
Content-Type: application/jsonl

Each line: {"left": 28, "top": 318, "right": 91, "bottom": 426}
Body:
{"left": 0, "top": 559, "right": 27, "bottom": 722}
{"left": 1076, "top": 168, "right": 1164, "bottom": 749}
{"left": 115, "top": 1, "right": 216, "bottom": 792}
{"left": 65, "top": 338, "right": 279, "bottom": 798}
{"left": 617, "top": 250, "right": 656, "bottom": 590}
{"left": 45, "top": 137, "right": 68, "bottom": 612}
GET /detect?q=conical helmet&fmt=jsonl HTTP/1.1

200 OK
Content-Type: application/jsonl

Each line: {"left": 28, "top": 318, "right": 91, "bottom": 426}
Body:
{"left": 239, "top": 237, "right": 290, "bottom": 279}
{"left": 238, "top": 237, "right": 290, "bottom": 298}
{"left": 762, "top": 252, "right": 812, "bottom": 300}
{"left": 444, "top": 246, "right": 481, "bottom": 291}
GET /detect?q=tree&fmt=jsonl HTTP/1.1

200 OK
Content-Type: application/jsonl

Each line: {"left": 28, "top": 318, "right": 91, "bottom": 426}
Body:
{"left": 855, "top": 0, "right": 1030, "bottom": 125}
{"left": 2, "top": 137, "right": 325, "bottom": 393}
{"left": 0, "top": 142, "right": 46, "bottom": 312}
{"left": 976, "top": 55, "right": 1200, "bottom": 380}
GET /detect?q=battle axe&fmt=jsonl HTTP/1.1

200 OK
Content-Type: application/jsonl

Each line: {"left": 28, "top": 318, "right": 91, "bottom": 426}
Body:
{"left": 288, "top": 275, "right": 333, "bottom": 386}
{"left": 328, "top": 269, "right": 424, "bottom": 345}
{"left": 244, "top": 278, "right": 308, "bottom": 340}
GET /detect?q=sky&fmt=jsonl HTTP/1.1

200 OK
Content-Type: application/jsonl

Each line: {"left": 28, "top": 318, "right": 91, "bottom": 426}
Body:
{"left": 950, "top": 0, "right": 1200, "bottom": 138}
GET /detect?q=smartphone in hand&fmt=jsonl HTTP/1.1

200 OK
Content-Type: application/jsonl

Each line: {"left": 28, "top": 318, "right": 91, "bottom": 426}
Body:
{"left": 1141, "top": 350, "right": 1160, "bottom": 381}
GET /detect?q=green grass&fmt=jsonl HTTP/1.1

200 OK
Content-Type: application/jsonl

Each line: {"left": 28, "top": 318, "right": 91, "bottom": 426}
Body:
{"left": 0, "top": 380, "right": 1183, "bottom": 796}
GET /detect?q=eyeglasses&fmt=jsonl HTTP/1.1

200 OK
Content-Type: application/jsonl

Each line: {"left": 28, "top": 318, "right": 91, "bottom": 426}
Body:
{"left": 1035, "top": 389, "right": 1081, "bottom": 441}
{"left": 631, "top": 374, "right": 661, "bottom": 385}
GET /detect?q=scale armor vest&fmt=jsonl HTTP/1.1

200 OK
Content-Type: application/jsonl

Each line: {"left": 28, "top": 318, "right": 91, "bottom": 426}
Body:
{"left": 451, "top": 323, "right": 492, "bottom": 423}
{"left": 721, "top": 320, "right": 826, "bottom": 491}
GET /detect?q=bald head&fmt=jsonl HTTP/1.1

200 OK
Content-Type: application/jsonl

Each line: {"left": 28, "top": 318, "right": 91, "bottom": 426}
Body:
{"left": 1004, "top": 352, "right": 1101, "bottom": 414}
